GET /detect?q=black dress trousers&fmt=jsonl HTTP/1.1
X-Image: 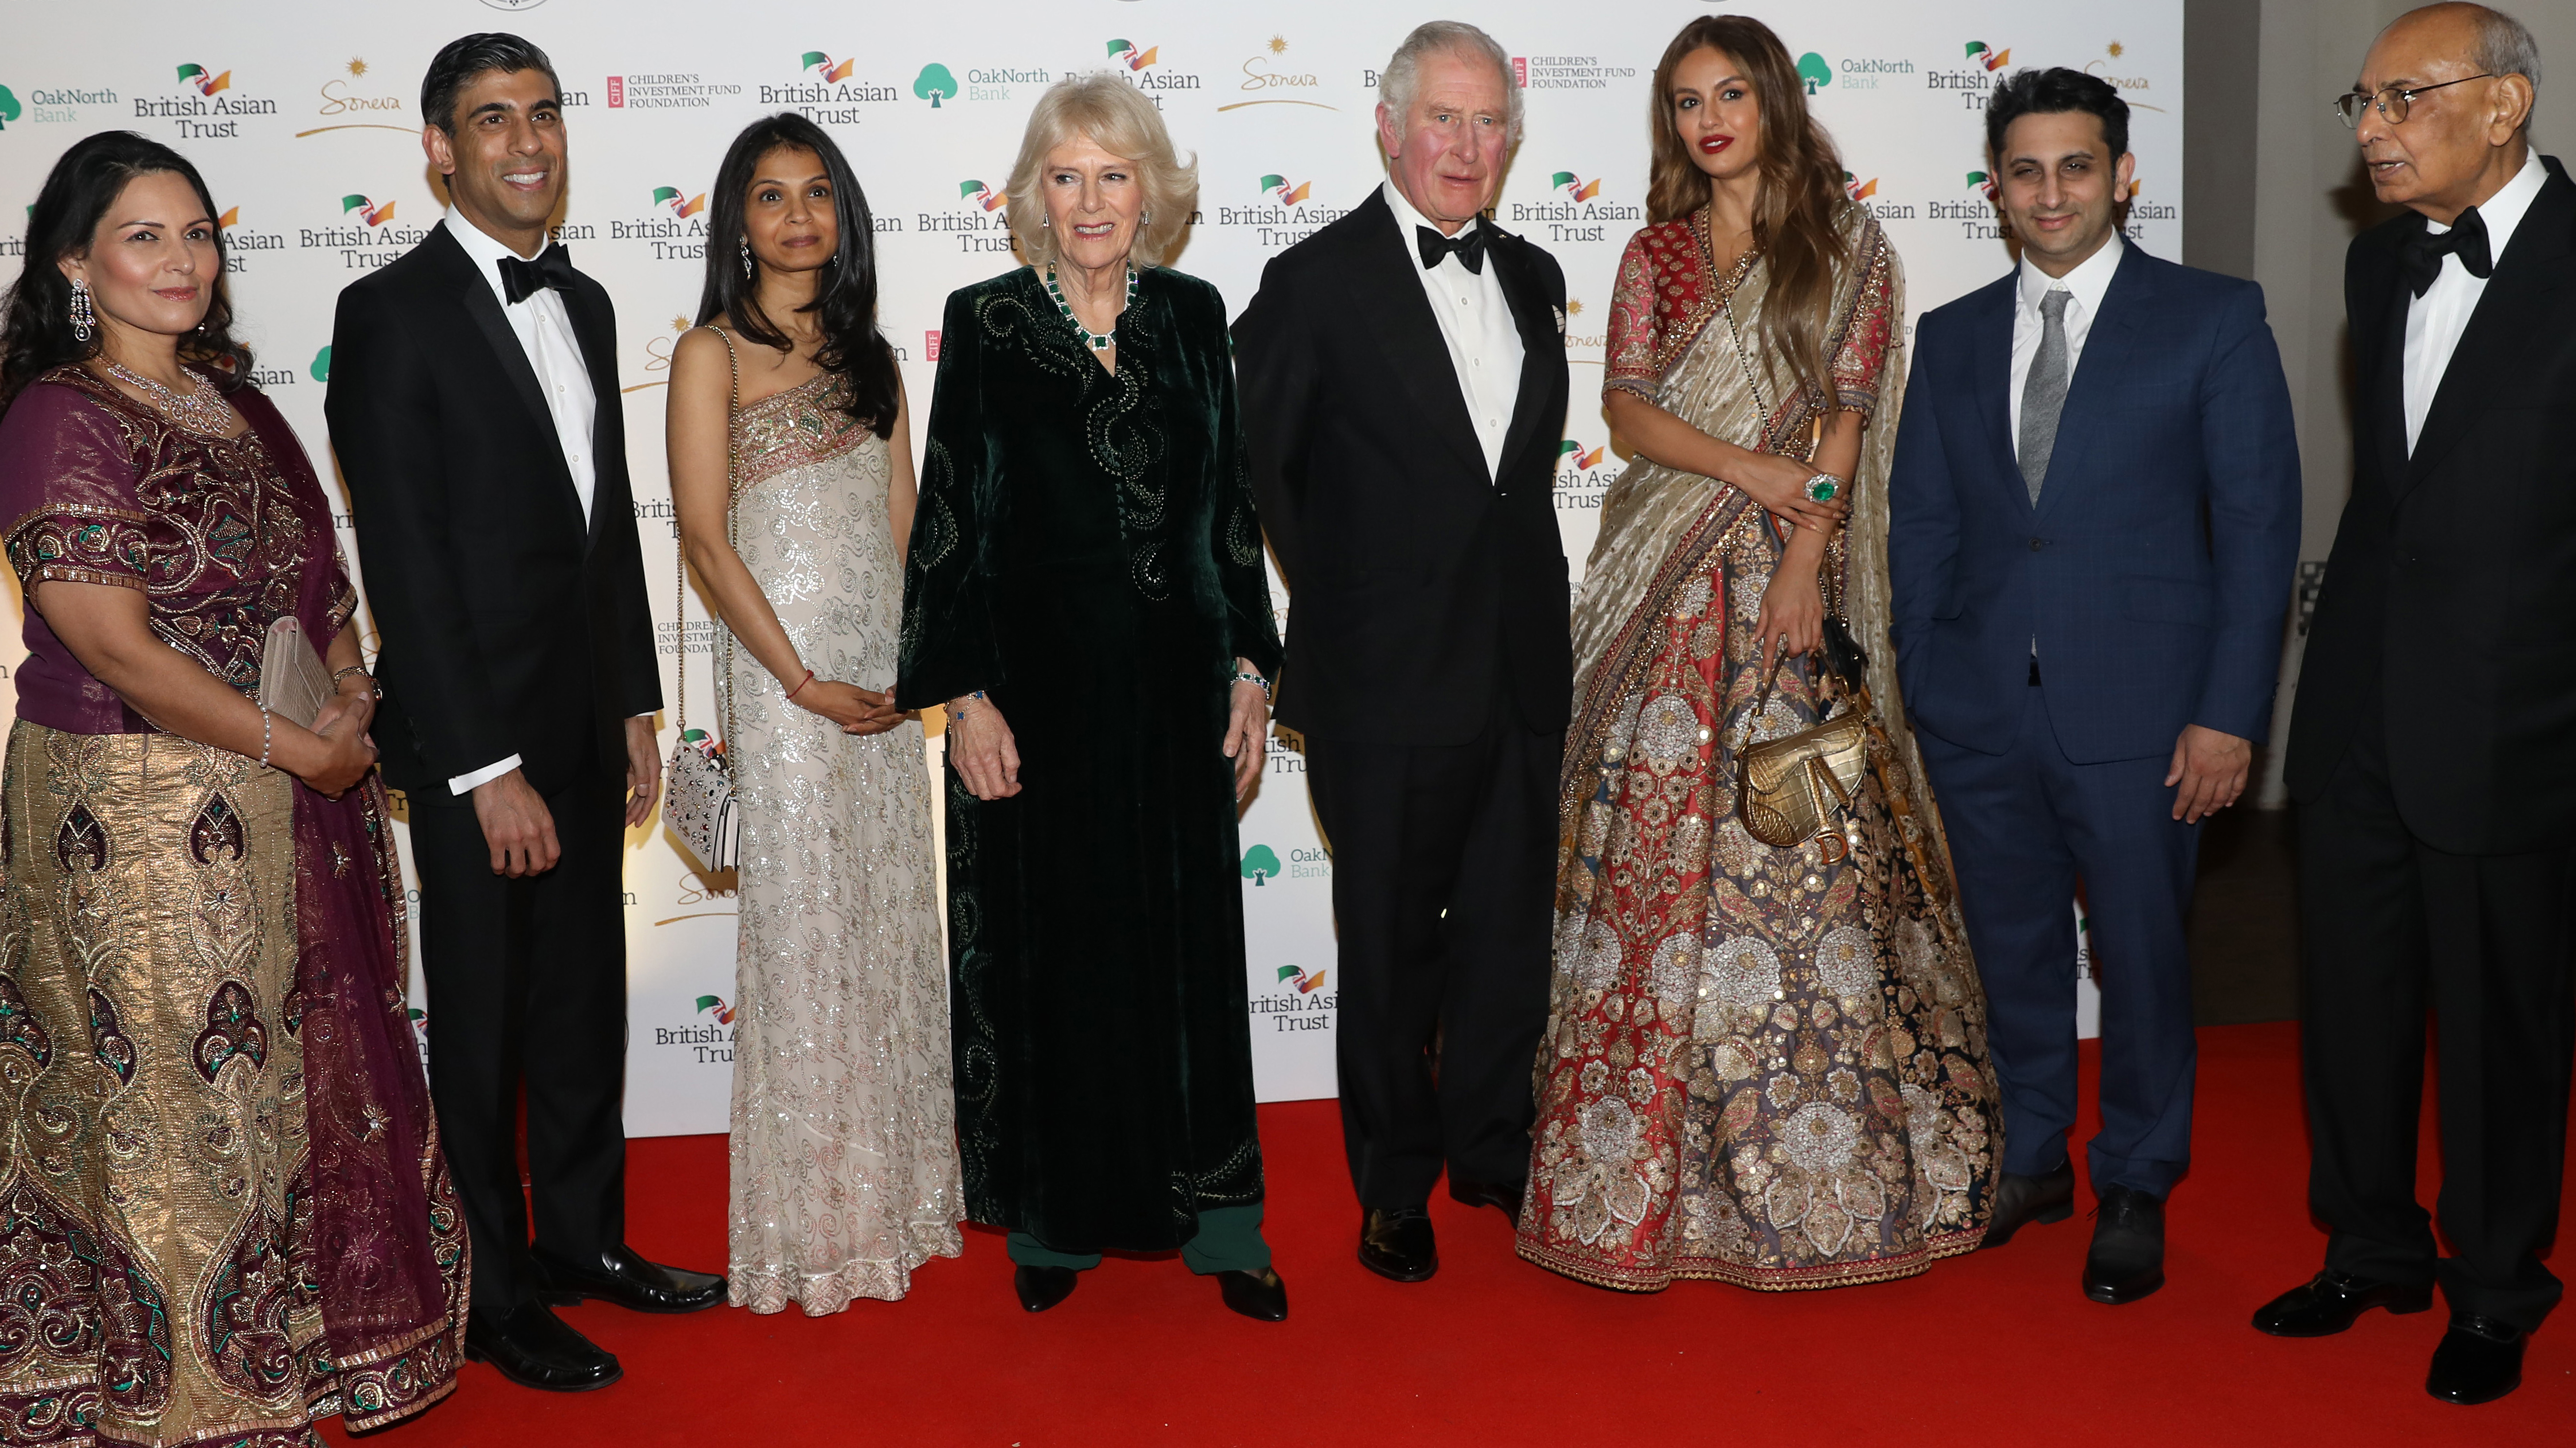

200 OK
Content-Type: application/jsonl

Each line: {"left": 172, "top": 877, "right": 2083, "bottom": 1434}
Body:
{"left": 2299, "top": 701, "right": 2576, "bottom": 1331}
{"left": 1304, "top": 700, "right": 1559, "bottom": 1210}
{"left": 406, "top": 762, "right": 631, "bottom": 1314}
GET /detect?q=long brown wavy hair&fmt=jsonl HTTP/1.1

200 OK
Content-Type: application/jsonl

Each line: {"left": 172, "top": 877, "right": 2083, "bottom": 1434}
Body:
{"left": 1645, "top": 16, "right": 1851, "bottom": 410}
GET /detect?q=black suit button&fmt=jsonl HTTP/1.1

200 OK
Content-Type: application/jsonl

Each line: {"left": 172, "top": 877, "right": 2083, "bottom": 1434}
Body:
{"left": 2029, "top": 538, "right": 2044, "bottom": 552}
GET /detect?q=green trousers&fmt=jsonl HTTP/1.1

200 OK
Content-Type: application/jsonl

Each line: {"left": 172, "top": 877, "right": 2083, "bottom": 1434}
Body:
{"left": 1006, "top": 1203, "right": 1270, "bottom": 1275}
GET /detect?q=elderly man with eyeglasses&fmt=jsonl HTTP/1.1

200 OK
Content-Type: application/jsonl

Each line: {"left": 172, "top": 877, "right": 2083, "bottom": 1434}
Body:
{"left": 2260, "top": 1, "right": 2569, "bottom": 1408}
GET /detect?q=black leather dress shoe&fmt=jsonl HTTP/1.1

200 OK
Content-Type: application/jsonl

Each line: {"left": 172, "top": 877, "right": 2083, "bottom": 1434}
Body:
{"left": 1013, "top": 1264, "right": 1078, "bottom": 1313}
{"left": 463, "top": 1302, "right": 622, "bottom": 1393}
{"left": 532, "top": 1243, "right": 727, "bottom": 1315}
{"left": 1215, "top": 1266, "right": 1288, "bottom": 1322}
{"left": 1358, "top": 1207, "right": 1438, "bottom": 1283}
{"left": 2082, "top": 1185, "right": 2166, "bottom": 1305}
{"left": 1981, "top": 1162, "right": 2076, "bottom": 1250}
{"left": 2251, "top": 1269, "right": 2435, "bottom": 1337}
{"left": 2427, "top": 1315, "right": 2527, "bottom": 1405}
{"left": 1447, "top": 1178, "right": 1527, "bottom": 1225}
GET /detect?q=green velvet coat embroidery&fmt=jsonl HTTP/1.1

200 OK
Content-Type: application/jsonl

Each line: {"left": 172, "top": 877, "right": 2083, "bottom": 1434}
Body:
{"left": 897, "top": 266, "right": 1283, "bottom": 1251}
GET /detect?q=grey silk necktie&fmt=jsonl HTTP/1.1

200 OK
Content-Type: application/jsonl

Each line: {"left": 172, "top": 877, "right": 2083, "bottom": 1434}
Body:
{"left": 2019, "top": 288, "right": 2072, "bottom": 505}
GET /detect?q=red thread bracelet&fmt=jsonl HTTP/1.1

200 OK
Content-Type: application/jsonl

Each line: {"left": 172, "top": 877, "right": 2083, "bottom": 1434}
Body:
{"left": 787, "top": 669, "right": 815, "bottom": 700}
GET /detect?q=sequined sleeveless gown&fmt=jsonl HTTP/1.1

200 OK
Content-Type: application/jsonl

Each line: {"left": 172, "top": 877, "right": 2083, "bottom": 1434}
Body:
{"left": 722, "top": 368, "right": 961, "bottom": 1313}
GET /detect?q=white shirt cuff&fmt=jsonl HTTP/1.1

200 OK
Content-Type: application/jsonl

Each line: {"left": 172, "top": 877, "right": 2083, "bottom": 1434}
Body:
{"left": 448, "top": 754, "right": 522, "bottom": 796}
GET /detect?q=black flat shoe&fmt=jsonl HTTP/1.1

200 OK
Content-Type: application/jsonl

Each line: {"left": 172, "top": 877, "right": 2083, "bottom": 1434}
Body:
{"left": 1447, "top": 1177, "right": 1527, "bottom": 1225}
{"left": 2427, "top": 1315, "right": 2527, "bottom": 1405}
{"left": 463, "top": 1302, "right": 622, "bottom": 1393}
{"left": 2082, "top": 1185, "right": 2166, "bottom": 1305}
{"left": 1358, "top": 1207, "right": 1437, "bottom": 1283}
{"left": 1981, "top": 1162, "right": 2076, "bottom": 1249}
{"left": 1014, "top": 1264, "right": 1078, "bottom": 1313}
{"left": 532, "top": 1243, "right": 727, "bottom": 1315}
{"left": 1215, "top": 1266, "right": 1288, "bottom": 1322}
{"left": 2252, "top": 1269, "right": 2435, "bottom": 1337}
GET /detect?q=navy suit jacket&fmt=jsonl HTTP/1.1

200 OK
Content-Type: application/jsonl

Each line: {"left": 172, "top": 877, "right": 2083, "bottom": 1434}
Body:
{"left": 1887, "top": 245, "right": 2302, "bottom": 764}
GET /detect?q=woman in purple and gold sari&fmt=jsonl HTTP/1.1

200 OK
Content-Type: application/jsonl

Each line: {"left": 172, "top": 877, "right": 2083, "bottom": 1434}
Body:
{"left": 1517, "top": 18, "right": 1998, "bottom": 1294}
{"left": 0, "top": 133, "right": 465, "bottom": 1445}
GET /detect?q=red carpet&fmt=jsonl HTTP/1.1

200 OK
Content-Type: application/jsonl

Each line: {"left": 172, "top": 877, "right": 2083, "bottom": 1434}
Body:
{"left": 326, "top": 1022, "right": 2571, "bottom": 1446}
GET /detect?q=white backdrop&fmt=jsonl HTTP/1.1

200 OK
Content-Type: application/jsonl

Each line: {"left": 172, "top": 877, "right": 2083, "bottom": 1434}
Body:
{"left": 0, "top": 0, "right": 2174, "bottom": 1134}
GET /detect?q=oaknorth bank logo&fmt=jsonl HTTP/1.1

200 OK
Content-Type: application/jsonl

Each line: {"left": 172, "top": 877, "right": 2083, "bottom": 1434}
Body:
{"left": 1826, "top": 54, "right": 1916, "bottom": 92}
{"left": 0, "top": 82, "right": 120, "bottom": 130}
{"left": 1797, "top": 53, "right": 1831, "bottom": 94}
{"left": 0, "top": 88, "right": 19, "bottom": 131}
{"left": 654, "top": 186, "right": 707, "bottom": 218}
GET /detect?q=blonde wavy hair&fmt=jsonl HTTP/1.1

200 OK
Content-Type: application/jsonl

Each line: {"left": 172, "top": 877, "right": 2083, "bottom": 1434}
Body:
{"left": 1004, "top": 73, "right": 1199, "bottom": 267}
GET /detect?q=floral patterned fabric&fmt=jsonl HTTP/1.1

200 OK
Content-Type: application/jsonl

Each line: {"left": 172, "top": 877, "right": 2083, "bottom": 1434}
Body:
{"left": 1519, "top": 206, "right": 1999, "bottom": 1292}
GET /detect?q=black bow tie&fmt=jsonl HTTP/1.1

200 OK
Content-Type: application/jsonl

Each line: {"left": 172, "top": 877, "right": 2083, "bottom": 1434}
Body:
{"left": 497, "top": 246, "right": 579, "bottom": 305}
{"left": 1415, "top": 224, "right": 1488, "bottom": 275}
{"left": 2398, "top": 207, "right": 2491, "bottom": 297}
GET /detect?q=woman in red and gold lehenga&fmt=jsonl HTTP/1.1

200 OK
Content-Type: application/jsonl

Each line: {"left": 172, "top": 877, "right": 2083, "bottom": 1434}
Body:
{"left": 1517, "top": 15, "right": 1999, "bottom": 1293}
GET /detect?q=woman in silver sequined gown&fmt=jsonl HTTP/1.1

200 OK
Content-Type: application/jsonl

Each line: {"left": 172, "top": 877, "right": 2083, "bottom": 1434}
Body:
{"left": 670, "top": 115, "right": 961, "bottom": 1315}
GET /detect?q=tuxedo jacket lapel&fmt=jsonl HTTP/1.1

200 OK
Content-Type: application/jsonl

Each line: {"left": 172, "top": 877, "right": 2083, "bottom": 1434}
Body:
{"left": 2406, "top": 167, "right": 2576, "bottom": 493}
{"left": 2033, "top": 246, "right": 2150, "bottom": 526}
{"left": 1490, "top": 234, "right": 1557, "bottom": 489}
{"left": 431, "top": 223, "right": 589, "bottom": 543}
{"left": 1967, "top": 277, "right": 2026, "bottom": 516}
{"left": 562, "top": 279, "right": 620, "bottom": 554}
{"left": 1346, "top": 193, "right": 1487, "bottom": 481}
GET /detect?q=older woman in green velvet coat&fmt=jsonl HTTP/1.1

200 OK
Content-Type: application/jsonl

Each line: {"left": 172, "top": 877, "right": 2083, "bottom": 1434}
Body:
{"left": 895, "top": 74, "right": 1287, "bottom": 1323}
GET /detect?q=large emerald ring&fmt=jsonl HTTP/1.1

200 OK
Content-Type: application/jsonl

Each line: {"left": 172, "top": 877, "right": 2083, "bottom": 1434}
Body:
{"left": 1805, "top": 475, "right": 1839, "bottom": 503}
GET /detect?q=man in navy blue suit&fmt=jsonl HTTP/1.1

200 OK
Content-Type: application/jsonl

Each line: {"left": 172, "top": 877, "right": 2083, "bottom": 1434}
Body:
{"left": 1887, "top": 69, "right": 2301, "bottom": 1306}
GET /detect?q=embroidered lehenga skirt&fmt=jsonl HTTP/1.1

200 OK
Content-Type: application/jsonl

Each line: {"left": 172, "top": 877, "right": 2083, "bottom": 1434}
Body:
{"left": 0, "top": 726, "right": 466, "bottom": 1447}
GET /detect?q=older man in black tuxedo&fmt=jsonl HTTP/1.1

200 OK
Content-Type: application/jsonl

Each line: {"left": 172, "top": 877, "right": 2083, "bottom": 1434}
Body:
{"left": 2256, "top": 3, "right": 2571, "bottom": 1408}
{"left": 326, "top": 33, "right": 724, "bottom": 1393}
{"left": 1234, "top": 20, "right": 1569, "bottom": 1284}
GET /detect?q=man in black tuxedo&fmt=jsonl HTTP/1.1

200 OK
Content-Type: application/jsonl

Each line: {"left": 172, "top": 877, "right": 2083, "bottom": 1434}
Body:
{"left": 1235, "top": 20, "right": 1569, "bottom": 1284}
{"left": 2256, "top": 3, "right": 2569, "bottom": 1408}
{"left": 326, "top": 34, "right": 722, "bottom": 1393}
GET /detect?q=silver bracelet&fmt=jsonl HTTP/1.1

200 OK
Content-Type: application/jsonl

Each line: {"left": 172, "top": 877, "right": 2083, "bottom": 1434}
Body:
{"left": 258, "top": 706, "right": 272, "bottom": 769}
{"left": 1232, "top": 670, "right": 1271, "bottom": 699}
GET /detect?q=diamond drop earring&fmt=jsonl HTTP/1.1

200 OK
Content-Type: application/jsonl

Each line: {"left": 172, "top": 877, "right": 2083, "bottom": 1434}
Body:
{"left": 68, "top": 279, "right": 96, "bottom": 343}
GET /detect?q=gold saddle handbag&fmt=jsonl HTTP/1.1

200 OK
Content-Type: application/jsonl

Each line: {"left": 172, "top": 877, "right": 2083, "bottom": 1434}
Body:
{"left": 1733, "top": 616, "right": 1876, "bottom": 861}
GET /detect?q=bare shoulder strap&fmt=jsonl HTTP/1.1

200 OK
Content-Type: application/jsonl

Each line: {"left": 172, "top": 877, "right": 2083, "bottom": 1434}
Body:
{"left": 674, "top": 325, "right": 745, "bottom": 738}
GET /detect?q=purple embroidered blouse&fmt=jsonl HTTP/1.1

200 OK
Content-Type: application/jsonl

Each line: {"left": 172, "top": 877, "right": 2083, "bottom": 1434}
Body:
{"left": 0, "top": 364, "right": 356, "bottom": 734}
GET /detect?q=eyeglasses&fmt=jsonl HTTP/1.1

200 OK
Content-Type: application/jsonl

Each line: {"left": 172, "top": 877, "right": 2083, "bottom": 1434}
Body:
{"left": 2333, "top": 74, "right": 2493, "bottom": 127}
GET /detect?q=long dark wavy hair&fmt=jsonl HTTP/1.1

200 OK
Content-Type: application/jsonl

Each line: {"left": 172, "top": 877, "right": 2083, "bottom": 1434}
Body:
{"left": 694, "top": 114, "right": 899, "bottom": 436}
{"left": 1645, "top": 16, "right": 1852, "bottom": 409}
{"left": 0, "top": 131, "right": 253, "bottom": 412}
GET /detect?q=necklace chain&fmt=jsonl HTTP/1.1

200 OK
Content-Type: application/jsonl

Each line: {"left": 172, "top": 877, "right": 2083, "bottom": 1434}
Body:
{"left": 1044, "top": 263, "right": 1136, "bottom": 352}
{"left": 103, "top": 360, "right": 238, "bottom": 436}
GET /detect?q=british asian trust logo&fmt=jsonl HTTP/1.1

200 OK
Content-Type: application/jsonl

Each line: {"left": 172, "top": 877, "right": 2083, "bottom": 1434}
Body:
{"left": 214, "top": 206, "right": 285, "bottom": 276}
{"left": 1929, "top": 41, "right": 2013, "bottom": 110}
{"left": 1509, "top": 171, "right": 1639, "bottom": 246}
{"left": 1556, "top": 431, "right": 1621, "bottom": 512}
{"left": 608, "top": 185, "right": 710, "bottom": 262}
{"left": 1216, "top": 173, "right": 1346, "bottom": 250}
{"left": 139, "top": 63, "right": 276, "bottom": 140}
{"left": 300, "top": 191, "right": 429, "bottom": 271}
{"left": 746, "top": 51, "right": 891, "bottom": 124}
{"left": 1104, "top": 39, "right": 1199, "bottom": 104}
{"left": 1251, "top": 966, "right": 1335, "bottom": 1033}
{"left": 0, "top": 80, "right": 120, "bottom": 130}
{"left": 1840, "top": 171, "right": 1915, "bottom": 222}
{"left": 1939, "top": 171, "right": 2010, "bottom": 242}
{"left": 926, "top": 179, "right": 1014, "bottom": 256}
{"left": 654, "top": 996, "right": 735, "bottom": 1064}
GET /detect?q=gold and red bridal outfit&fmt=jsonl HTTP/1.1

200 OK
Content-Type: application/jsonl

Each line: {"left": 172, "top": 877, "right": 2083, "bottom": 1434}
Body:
{"left": 1517, "top": 206, "right": 1999, "bottom": 1291}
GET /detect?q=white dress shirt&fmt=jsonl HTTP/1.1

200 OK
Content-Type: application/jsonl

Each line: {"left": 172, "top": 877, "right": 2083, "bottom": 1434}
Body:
{"left": 443, "top": 209, "right": 606, "bottom": 796}
{"left": 1382, "top": 179, "right": 1523, "bottom": 480}
{"left": 2403, "top": 149, "right": 2545, "bottom": 453}
{"left": 2008, "top": 232, "right": 2124, "bottom": 456}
